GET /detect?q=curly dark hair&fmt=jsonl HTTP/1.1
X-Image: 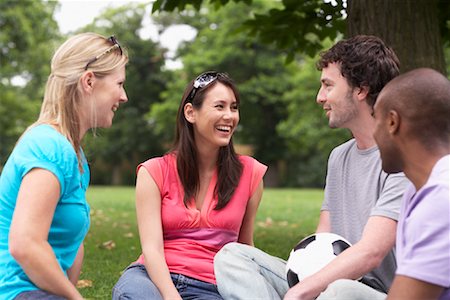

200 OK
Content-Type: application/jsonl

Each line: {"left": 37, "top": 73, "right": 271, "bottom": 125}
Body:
{"left": 317, "top": 35, "right": 400, "bottom": 108}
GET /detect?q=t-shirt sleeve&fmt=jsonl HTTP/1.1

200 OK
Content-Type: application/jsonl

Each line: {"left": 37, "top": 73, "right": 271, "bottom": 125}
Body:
{"left": 370, "top": 172, "right": 408, "bottom": 221}
{"left": 137, "top": 157, "right": 164, "bottom": 190}
{"left": 249, "top": 158, "right": 267, "bottom": 197}
{"left": 396, "top": 185, "right": 450, "bottom": 287}
{"left": 14, "top": 130, "right": 78, "bottom": 196}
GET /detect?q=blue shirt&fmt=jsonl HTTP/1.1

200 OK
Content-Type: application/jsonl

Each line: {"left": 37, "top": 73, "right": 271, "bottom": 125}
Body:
{"left": 0, "top": 124, "right": 90, "bottom": 300}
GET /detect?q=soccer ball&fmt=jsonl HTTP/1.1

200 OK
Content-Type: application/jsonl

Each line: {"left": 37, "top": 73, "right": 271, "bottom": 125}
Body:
{"left": 285, "top": 232, "right": 352, "bottom": 287}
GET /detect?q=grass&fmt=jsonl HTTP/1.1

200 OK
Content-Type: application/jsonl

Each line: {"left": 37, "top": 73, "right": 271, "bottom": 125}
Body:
{"left": 79, "top": 186, "right": 323, "bottom": 299}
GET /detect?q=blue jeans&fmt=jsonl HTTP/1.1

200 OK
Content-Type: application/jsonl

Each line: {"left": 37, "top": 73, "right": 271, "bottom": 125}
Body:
{"left": 112, "top": 263, "right": 223, "bottom": 300}
{"left": 15, "top": 290, "right": 65, "bottom": 300}
{"left": 214, "top": 242, "right": 289, "bottom": 300}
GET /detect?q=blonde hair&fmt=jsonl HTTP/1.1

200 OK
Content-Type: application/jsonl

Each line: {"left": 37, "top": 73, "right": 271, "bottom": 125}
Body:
{"left": 34, "top": 32, "right": 128, "bottom": 170}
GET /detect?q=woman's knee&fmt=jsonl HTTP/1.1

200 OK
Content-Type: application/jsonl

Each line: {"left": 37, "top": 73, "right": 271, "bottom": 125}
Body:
{"left": 112, "top": 264, "right": 162, "bottom": 300}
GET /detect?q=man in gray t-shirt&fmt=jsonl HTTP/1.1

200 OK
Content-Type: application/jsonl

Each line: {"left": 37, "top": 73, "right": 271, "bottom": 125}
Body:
{"left": 320, "top": 139, "right": 407, "bottom": 295}
{"left": 214, "top": 35, "right": 409, "bottom": 300}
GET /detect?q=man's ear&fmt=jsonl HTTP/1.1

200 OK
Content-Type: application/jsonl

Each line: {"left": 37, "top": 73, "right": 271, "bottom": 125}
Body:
{"left": 388, "top": 110, "right": 400, "bottom": 135}
{"left": 184, "top": 103, "right": 195, "bottom": 124}
{"left": 80, "top": 71, "right": 95, "bottom": 94}
{"left": 355, "top": 85, "right": 369, "bottom": 102}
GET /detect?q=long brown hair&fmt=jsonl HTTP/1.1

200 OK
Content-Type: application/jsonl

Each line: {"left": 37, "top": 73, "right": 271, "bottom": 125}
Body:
{"left": 173, "top": 72, "right": 243, "bottom": 210}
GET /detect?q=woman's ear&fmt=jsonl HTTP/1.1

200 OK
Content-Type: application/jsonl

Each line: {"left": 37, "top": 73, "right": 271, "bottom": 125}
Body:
{"left": 80, "top": 71, "right": 95, "bottom": 94}
{"left": 184, "top": 103, "right": 195, "bottom": 124}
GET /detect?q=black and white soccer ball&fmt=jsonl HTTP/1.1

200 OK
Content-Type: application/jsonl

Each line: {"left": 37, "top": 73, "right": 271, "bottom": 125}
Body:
{"left": 285, "top": 232, "right": 352, "bottom": 287}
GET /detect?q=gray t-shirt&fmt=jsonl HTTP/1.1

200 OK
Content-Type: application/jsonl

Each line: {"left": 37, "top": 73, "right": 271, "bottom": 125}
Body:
{"left": 322, "top": 139, "right": 409, "bottom": 293}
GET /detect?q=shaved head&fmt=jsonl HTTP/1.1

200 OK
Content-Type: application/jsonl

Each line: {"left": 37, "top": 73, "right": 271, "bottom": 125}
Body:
{"left": 377, "top": 68, "right": 450, "bottom": 148}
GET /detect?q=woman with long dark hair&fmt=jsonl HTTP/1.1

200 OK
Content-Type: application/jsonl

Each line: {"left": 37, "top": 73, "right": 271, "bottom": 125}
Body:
{"left": 113, "top": 71, "right": 267, "bottom": 299}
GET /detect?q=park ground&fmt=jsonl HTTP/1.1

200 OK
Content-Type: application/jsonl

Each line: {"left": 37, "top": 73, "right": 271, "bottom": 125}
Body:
{"left": 79, "top": 186, "right": 323, "bottom": 299}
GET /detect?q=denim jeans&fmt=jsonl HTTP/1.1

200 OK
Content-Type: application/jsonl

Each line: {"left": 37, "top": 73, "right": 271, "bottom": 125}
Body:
{"left": 112, "top": 263, "right": 223, "bottom": 300}
{"left": 214, "top": 242, "right": 289, "bottom": 300}
{"left": 15, "top": 290, "right": 65, "bottom": 300}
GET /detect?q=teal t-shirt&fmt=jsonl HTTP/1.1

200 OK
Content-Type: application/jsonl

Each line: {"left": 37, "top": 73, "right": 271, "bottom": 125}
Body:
{"left": 0, "top": 124, "right": 90, "bottom": 299}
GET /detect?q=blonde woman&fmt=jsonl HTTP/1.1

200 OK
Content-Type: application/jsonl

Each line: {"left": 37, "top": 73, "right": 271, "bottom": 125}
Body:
{"left": 0, "top": 33, "right": 128, "bottom": 300}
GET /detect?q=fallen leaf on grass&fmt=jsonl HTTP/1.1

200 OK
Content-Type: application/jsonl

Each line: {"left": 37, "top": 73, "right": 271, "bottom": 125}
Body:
{"left": 257, "top": 218, "right": 291, "bottom": 228}
{"left": 123, "top": 232, "right": 134, "bottom": 238}
{"left": 257, "top": 217, "right": 273, "bottom": 228}
{"left": 76, "top": 279, "right": 93, "bottom": 288}
{"left": 100, "top": 240, "right": 116, "bottom": 250}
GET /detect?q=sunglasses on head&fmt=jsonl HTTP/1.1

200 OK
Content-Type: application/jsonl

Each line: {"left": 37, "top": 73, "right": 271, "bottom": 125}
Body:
{"left": 185, "top": 71, "right": 220, "bottom": 103}
{"left": 84, "top": 35, "right": 123, "bottom": 70}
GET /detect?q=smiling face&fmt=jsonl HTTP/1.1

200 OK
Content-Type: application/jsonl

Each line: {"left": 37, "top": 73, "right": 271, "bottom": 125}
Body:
{"left": 316, "top": 62, "right": 358, "bottom": 129}
{"left": 186, "top": 82, "right": 239, "bottom": 151}
{"left": 90, "top": 65, "right": 128, "bottom": 129}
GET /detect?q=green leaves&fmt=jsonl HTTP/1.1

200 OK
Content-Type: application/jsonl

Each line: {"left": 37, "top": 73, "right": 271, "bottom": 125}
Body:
{"left": 79, "top": 3, "right": 170, "bottom": 184}
{"left": 152, "top": 0, "right": 253, "bottom": 13}
{"left": 152, "top": 0, "right": 346, "bottom": 62}
{"left": 0, "top": 1, "right": 60, "bottom": 164}
{"left": 148, "top": 2, "right": 349, "bottom": 186}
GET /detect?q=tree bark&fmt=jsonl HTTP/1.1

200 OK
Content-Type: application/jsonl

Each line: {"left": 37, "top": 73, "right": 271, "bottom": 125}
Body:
{"left": 347, "top": 0, "right": 446, "bottom": 75}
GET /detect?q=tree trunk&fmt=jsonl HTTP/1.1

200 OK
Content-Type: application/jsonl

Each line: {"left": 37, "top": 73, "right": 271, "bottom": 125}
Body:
{"left": 347, "top": 0, "right": 446, "bottom": 75}
{"left": 112, "top": 165, "right": 123, "bottom": 185}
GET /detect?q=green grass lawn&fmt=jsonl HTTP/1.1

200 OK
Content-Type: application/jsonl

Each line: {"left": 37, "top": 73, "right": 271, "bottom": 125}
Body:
{"left": 79, "top": 186, "right": 323, "bottom": 299}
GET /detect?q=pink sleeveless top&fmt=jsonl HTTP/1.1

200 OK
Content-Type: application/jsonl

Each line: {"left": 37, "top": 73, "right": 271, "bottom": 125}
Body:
{"left": 135, "top": 153, "right": 267, "bottom": 284}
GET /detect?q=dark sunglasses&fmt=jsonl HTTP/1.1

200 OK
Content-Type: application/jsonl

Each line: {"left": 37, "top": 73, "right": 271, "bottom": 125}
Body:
{"left": 84, "top": 35, "right": 123, "bottom": 70}
{"left": 185, "top": 71, "right": 219, "bottom": 103}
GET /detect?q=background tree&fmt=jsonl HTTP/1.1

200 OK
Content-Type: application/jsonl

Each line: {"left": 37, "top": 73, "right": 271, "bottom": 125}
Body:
{"left": 149, "top": 1, "right": 307, "bottom": 186}
{"left": 151, "top": 0, "right": 450, "bottom": 187}
{"left": 0, "top": 0, "right": 60, "bottom": 166}
{"left": 277, "top": 54, "right": 350, "bottom": 186}
{"left": 347, "top": 0, "right": 447, "bottom": 74}
{"left": 153, "top": 0, "right": 450, "bottom": 75}
{"left": 3, "top": 1, "right": 448, "bottom": 187}
{"left": 78, "top": 3, "right": 171, "bottom": 185}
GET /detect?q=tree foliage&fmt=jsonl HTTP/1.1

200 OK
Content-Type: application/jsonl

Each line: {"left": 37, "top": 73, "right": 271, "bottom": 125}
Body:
{"left": 0, "top": 0, "right": 60, "bottom": 165}
{"left": 150, "top": 2, "right": 292, "bottom": 168}
{"left": 78, "top": 3, "right": 171, "bottom": 185}
{"left": 153, "top": 0, "right": 450, "bottom": 73}
{"left": 151, "top": 0, "right": 450, "bottom": 186}
{"left": 0, "top": 2, "right": 170, "bottom": 184}
{"left": 153, "top": 0, "right": 345, "bottom": 62}
{"left": 148, "top": 1, "right": 345, "bottom": 186}
{"left": 5, "top": 1, "right": 447, "bottom": 186}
